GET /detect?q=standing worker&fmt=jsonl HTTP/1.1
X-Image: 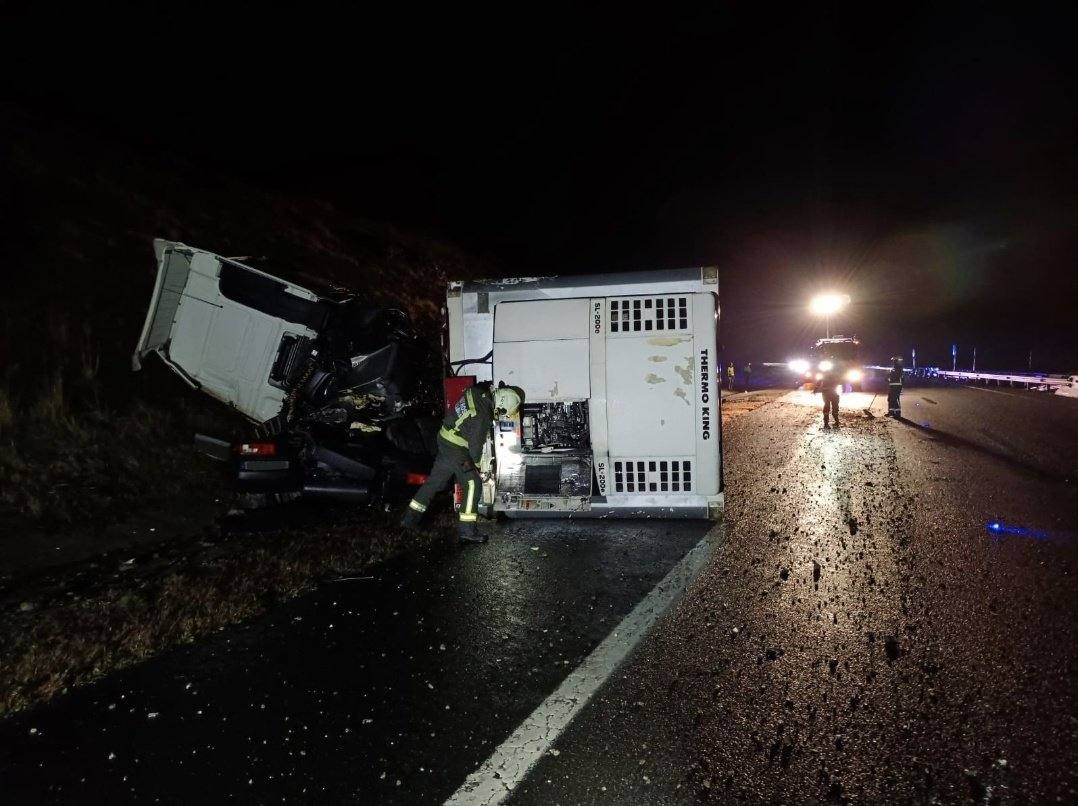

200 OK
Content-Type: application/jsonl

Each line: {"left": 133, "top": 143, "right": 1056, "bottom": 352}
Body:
{"left": 726, "top": 362, "right": 736, "bottom": 391}
{"left": 887, "top": 356, "right": 904, "bottom": 417}
{"left": 402, "top": 383, "right": 522, "bottom": 543}
{"left": 816, "top": 361, "right": 841, "bottom": 429}
{"left": 744, "top": 362, "right": 753, "bottom": 391}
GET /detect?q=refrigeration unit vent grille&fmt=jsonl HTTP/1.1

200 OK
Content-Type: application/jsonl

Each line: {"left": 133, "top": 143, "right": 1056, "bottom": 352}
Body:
{"left": 609, "top": 297, "right": 689, "bottom": 333}
{"left": 612, "top": 459, "right": 692, "bottom": 493}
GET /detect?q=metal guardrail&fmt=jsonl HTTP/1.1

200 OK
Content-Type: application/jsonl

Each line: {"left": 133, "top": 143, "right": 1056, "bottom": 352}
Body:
{"left": 863, "top": 366, "right": 1078, "bottom": 396}
{"left": 750, "top": 362, "right": 1077, "bottom": 397}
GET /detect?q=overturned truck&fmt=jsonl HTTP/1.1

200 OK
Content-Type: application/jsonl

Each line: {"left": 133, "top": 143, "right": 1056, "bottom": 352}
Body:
{"left": 134, "top": 240, "right": 724, "bottom": 519}
{"left": 133, "top": 239, "right": 437, "bottom": 504}
{"left": 445, "top": 269, "right": 723, "bottom": 519}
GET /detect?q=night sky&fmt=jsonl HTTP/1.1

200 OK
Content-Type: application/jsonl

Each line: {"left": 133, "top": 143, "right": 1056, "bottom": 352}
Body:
{"left": 3, "top": 5, "right": 1076, "bottom": 370}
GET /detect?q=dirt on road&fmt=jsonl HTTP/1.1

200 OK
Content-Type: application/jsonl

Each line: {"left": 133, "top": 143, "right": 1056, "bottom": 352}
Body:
{"left": 3, "top": 388, "right": 1075, "bottom": 803}
{"left": 518, "top": 390, "right": 1077, "bottom": 804}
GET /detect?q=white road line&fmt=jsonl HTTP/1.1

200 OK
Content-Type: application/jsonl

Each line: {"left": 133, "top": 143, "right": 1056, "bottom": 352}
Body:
{"left": 964, "top": 384, "right": 1018, "bottom": 396}
{"left": 445, "top": 530, "right": 718, "bottom": 805}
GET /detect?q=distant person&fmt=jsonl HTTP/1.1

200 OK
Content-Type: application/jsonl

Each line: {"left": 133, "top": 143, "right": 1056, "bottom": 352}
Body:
{"left": 744, "top": 362, "right": 753, "bottom": 390}
{"left": 726, "top": 362, "right": 736, "bottom": 391}
{"left": 816, "top": 362, "right": 841, "bottom": 429}
{"left": 402, "top": 383, "right": 522, "bottom": 544}
{"left": 887, "top": 356, "right": 904, "bottom": 417}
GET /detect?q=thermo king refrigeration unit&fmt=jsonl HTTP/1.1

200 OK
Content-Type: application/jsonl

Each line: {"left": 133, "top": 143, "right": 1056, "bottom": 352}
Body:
{"left": 444, "top": 267, "right": 722, "bottom": 519}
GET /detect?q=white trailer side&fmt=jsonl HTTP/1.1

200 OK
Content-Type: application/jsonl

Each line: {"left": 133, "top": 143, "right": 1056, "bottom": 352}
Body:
{"left": 445, "top": 268, "right": 722, "bottom": 519}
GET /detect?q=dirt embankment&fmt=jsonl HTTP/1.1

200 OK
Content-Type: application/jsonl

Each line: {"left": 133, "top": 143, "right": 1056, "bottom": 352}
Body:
{"left": 0, "top": 106, "right": 490, "bottom": 718}
{"left": 0, "top": 103, "right": 490, "bottom": 541}
{"left": 0, "top": 505, "right": 460, "bottom": 718}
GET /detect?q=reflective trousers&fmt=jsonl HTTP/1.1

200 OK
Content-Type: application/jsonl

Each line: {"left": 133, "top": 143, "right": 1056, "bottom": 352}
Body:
{"left": 822, "top": 390, "right": 839, "bottom": 424}
{"left": 407, "top": 442, "right": 483, "bottom": 523}
{"left": 888, "top": 385, "right": 902, "bottom": 416}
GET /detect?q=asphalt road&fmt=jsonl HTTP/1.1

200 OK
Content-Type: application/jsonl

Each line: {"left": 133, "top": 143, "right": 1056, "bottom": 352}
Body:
{"left": 0, "top": 518, "right": 709, "bottom": 804}
{"left": 512, "top": 387, "right": 1078, "bottom": 803}
{"left": 898, "top": 382, "right": 1078, "bottom": 481}
{"left": 2, "top": 386, "right": 1076, "bottom": 803}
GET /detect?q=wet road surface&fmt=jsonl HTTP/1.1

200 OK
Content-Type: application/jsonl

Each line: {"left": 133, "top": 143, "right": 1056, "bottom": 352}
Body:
{"left": 512, "top": 388, "right": 1077, "bottom": 803}
{"left": 3, "top": 386, "right": 1076, "bottom": 804}
{"left": 0, "top": 518, "right": 708, "bottom": 804}
{"left": 897, "top": 383, "right": 1078, "bottom": 480}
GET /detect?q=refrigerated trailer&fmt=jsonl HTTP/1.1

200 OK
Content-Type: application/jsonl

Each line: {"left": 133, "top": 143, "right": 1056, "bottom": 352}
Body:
{"left": 445, "top": 267, "right": 723, "bottom": 519}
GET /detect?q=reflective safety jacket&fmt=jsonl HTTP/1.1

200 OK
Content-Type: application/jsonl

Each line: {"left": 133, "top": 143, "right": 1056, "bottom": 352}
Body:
{"left": 888, "top": 367, "right": 904, "bottom": 387}
{"left": 816, "top": 369, "right": 841, "bottom": 394}
{"left": 439, "top": 385, "right": 494, "bottom": 462}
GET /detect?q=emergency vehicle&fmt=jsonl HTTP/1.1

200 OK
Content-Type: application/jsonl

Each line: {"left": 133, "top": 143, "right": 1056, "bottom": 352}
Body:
{"left": 788, "top": 336, "right": 864, "bottom": 392}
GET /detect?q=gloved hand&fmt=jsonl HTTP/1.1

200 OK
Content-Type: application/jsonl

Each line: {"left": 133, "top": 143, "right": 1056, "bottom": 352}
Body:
{"left": 460, "top": 458, "right": 475, "bottom": 471}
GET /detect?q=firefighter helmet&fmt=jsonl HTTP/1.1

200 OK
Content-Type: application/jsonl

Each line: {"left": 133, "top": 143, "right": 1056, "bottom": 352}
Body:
{"left": 493, "top": 386, "right": 523, "bottom": 417}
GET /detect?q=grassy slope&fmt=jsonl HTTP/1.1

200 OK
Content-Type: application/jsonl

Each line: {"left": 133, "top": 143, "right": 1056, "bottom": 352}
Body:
{"left": 0, "top": 106, "right": 487, "bottom": 534}
{"left": 0, "top": 509, "right": 460, "bottom": 717}
{"left": 0, "top": 107, "right": 490, "bottom": 715}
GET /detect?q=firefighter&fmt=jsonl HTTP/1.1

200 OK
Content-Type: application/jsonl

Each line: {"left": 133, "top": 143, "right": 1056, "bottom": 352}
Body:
{"left": 887, "top": 356, "right": 904, "bottom": 417}
{"left": 401, "top": 383, "right": 522, "bottom": 543}
{"left": 744, "top": 362, "right": 753, "bottom": 390}
{"left": 726, "top": 362, "right": 736, "bottom": 391}
{"left": 817, "top": 362, "right": 841, "bottom": 428}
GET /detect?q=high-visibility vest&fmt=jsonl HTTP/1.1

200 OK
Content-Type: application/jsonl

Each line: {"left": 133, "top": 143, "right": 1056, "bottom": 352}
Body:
{"left": 438, "top": 386, "right": 489, "bottom": 453}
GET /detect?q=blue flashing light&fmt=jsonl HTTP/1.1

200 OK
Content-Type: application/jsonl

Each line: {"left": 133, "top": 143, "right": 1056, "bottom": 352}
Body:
{"left": 984, "top": 521, "right": 1056, "bottom": 541}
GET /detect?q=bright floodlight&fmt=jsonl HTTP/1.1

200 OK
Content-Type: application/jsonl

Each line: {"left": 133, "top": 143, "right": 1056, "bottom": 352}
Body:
{"left": 788, "top": 359, "right": 810, "bottom": 374}
{"left": 809, "top": 293, "right": 850, "bottom": 317}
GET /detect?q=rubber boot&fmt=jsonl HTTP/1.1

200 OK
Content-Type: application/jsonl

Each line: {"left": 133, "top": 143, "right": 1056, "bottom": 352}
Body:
{"left": 458, "top": 521, "right": 487, "bottom": 545}
{"left": 400, "top": 508, "right": 423, "bottom": 530}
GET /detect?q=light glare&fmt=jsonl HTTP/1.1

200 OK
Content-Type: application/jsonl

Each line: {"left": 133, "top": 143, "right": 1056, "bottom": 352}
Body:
{"left": 809, "top": 293, "right": 850, "bottom": 317}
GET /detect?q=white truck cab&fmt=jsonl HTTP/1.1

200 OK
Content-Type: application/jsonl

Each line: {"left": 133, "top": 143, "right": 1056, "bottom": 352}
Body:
{"left": 133, "top": 239, "right": 326, "bottom": 424}
{"left": 446, "top": 268, "right": 723, "bottom": 519}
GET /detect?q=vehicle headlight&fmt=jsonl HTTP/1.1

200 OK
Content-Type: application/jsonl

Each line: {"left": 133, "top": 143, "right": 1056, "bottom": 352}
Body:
{"left": 818, "top": 360, "right": 833, "bottom": 371}
{"left": 788, "top": 359, "right": 809, "bottom": 374}
{"left": 815, "top": 373, "right": 823, "bottom": 380}
{"left": 846, "top": 369, "right": 862, "bottom": 382}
